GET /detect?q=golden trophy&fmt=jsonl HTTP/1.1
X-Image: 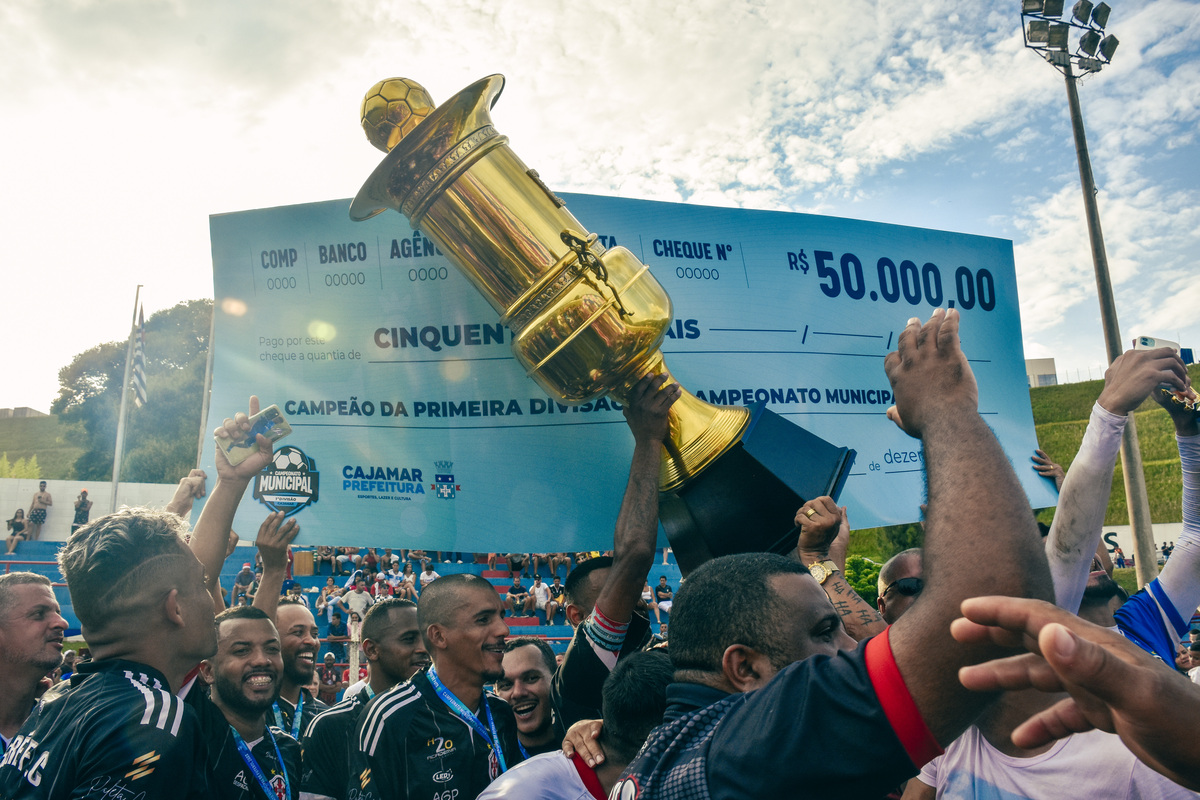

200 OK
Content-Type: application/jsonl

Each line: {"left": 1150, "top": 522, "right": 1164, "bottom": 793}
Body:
{"left": 352, "top": 75, "right": 854, "bottom": 572}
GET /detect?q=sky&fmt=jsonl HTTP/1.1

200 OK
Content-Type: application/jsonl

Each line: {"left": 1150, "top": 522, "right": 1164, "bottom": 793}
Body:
{"left": 1, "top": 0, "right": 1198, "bottom": 412}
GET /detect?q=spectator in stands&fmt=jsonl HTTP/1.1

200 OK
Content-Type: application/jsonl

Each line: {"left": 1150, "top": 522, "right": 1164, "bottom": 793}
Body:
{"left": 316, "top": 652, "right": 344, "bottom": 705}
{"left": 495, "top": 637, "right": 565, "bottom": 757}
{"left": 396, "top": 562, "right": 418, "bottom": 601}
{"left": 418, "top": 561, "right": 440, "bottom": 592}
{"left": 506, "top": 552, "right": 530, "bottom": 579}
{"left": 25, "top": 482, "right": 51, "bottom": 542}
{"left": 498, "top": 649, "right": 675, "bottom": 800}
{"left": 338, "top": 578, "right": 374, "bottom": 621}
{"left": 0, "top": 573, "right": 67, "bottom": 752}
{"left": 530, "top": 574, "right": 554, "bottom": 623}
{"left": 353, "top": 574, "right": 523, "bottom": 798}
{"left": 642, "top": 580, "right": 660, "bottom": 623}
{"left": 1114, "top": 546, "right": 1127, "bottom": 569}
{"left": 197, "top": 605, "right": 301, "bottom": 799}
{"left": 4, "top": 509, "right": 27, "bottom": 554}
{"left": 549, "top": 552, "right": 572, "bottom": 579}
{"left": 614, "top": 309, "right": 1055, "bottom": 798}
{"left": 0, "top": 507, "right": 218, "bottom": 797}
{"left": 315, "top": 577, "right": 339, "bottom": 622}
{"left": 652, "top": 576, "right": 674, "bottom": 617}
{"left": 877, "top": 548, "right": 924, "bottom": 625}
{"left": 506, "top": 576, "right": 531, "bottom": 617}
{"left": 546, "top": 575, "right": 565, "bottom": 626}
{"left": 315, "top": 545, "right": 337, "bottom": 575}
{"left": 231, "top": 562, "right": 255, "bottom": 606}
{"left": 302, "top": 598, "right": 427, "bottom": 800}
{"left": 336, "top": 547, "right": 360, "bottom": 575}
{"left": 554, "top": 373, "right": 679, "bottom": 729}
{"left": 69, "top": 490, "right": 91, "bottom": 535}
{"left": 326, "top": 610, "right": 349, "bottom": 662}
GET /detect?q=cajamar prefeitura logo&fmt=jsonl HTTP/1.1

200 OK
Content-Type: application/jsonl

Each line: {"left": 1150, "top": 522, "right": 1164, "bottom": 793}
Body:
{"left": 432, "top": 460, "right": 460, "bottom": 499}
{"left": 255, "top": 446, "right": 320, "bottom": 516}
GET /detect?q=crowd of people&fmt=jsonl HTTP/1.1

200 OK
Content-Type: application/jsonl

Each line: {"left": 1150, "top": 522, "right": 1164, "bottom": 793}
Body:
{"left": 3, "top": 309, "right": 1200, "bottom": 799}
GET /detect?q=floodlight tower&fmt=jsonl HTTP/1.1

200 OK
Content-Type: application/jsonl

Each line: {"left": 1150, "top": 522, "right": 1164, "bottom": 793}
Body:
{"left": 1022, "top": 2, "right": 1157, "bottom": 587}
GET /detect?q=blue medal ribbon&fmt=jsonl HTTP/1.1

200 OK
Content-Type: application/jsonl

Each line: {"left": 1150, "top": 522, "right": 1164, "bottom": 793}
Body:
{"left": 271, "top": 692, "right": 303, "bottom": 740}
{"left": 426, "top": 666, "right": 511, "bottom": 774}
{"left": 230, "top": 726, "right": 291, "bottom": 800}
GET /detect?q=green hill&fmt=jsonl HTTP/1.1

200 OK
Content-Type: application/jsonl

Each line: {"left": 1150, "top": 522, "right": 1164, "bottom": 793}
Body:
{"left": 0, "top": 415, "right": 85, "bottom": 480}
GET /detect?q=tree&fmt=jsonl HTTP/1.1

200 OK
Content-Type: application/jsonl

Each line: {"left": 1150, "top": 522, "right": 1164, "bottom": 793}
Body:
{"left": 0, "top": 454, "right": 40, "bottom": 478}
{"left": 51, "top": 300, "right": 211, "bottom": 484}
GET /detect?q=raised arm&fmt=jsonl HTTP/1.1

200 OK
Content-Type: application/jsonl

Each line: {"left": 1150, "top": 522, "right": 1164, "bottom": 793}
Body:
{"left": 190, "top": 397, "right": 273, "bottom": 604}
{"left": 883, "top": 309, "right": 1054, "bottom": 745}
{"left": 795, "top": 498, "right": 885, "bottom": 641}
{"left": 1045, "top": 347, "right": 1187, "bottom": 612}
{"left": 592, "top": 373, "right": 680, "bottom": 625}
{"left": 252, "top": 510, "right": 300, "bottom": 621}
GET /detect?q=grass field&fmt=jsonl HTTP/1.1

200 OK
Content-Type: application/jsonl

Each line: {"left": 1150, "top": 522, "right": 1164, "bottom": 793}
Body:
{"left": 0, "top": 416, "right": 84, "bottom": 479}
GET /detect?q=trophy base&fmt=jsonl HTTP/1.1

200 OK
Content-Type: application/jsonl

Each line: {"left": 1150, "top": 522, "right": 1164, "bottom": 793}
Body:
{"left": 659, "top": 403, "right": 856, "bottom": 576}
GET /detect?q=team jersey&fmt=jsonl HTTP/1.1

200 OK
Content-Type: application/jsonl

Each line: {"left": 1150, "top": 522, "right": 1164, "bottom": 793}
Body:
{"left": 0, "top": 659, "right": 209, "bottom": 799}
{"left": 351, "top": 671, "right": 524, "bottom": 800}
{"left": 552, "top": 609, "right": 651, "bottom": 729}
{"left": 1113, "top": 578, "right": 1189, "bottom": 664}
{"left": 300, "top": 691, "right": 371, "bottom": 800}
{"left": 272, "top": 689, "right": 327, "bottom": 741}
{"left": 614, "top": 629, "right": 940, "bottom": 799}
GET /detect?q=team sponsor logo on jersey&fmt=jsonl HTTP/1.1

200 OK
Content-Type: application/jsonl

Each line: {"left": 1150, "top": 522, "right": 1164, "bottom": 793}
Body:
{"left": 432, "top": 769, "right": 454, "bottom": 783}
{"left": 255, "top": 446, "right": 320, "bottom": 516}
{"left": 432, "top": 460, "right": 460, "bottom": 499}
{"left": 124, "top": 750, "right": 162, "bottom": 781}
{"left": 426, "top": 736, "right": 455, "bottom": 760}
{"left": 233, "top": 770, "right": 250, "bottom": 791}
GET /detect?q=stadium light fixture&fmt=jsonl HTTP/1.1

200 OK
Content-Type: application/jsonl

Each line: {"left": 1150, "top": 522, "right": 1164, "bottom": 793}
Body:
{"left": 1019, "top": 0, "right": 1157, "bottom": 588}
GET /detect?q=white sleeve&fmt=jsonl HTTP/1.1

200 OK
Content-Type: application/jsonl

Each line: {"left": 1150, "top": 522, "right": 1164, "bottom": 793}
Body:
{"left": 1046, "top": 402, "right": 1127, "bottom": 612}
{"left": 1153, "top": 432, "right": 1200, "bottom": 627}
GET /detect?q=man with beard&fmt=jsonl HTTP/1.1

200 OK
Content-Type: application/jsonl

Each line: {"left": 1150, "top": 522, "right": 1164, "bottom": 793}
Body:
{"left": 272, "top": 598, "right": 326, "bottom": 740}
{"left": 353, "top": 575, "right": 523, "bottom": 800}
{"left": 198, "top": 606, "right": 301, "bottom": 799}
{"left": 0, "top": 508, "right": 217, "bottom": 799}
{"left": 301, "top": 599, "right": 429, "bottom": 800}
{"left": 495, "top": 637, "right": 564, "bottom": 756}
{"left": 0, "top": 573, "right": 68, "bottom": 754}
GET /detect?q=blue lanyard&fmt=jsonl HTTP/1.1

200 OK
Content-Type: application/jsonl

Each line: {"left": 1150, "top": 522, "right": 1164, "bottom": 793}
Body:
{"left": 230, "top": 726, "right": 291, "bottom": 800}
{"left": 426, "top": 667, "right": 511, "bottom": 773}
{"left": 271, "top": 692, "right": 303, "bottom": 740}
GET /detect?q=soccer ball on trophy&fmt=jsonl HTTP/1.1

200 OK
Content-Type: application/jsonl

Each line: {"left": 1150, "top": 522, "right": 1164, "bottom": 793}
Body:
{"left": 360, "top": 78, "right": 436, "bottom": 153}
{"left": 272, "top": 446, "right": 307, "bottom": 471}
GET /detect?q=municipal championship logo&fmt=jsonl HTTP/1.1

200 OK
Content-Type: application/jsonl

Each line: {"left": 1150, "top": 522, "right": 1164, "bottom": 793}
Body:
{"left": 255, "top": 445, "right": 320, "bottom": 516}
{"left": 432, "top": 460, "right": 460, "bottom": 499}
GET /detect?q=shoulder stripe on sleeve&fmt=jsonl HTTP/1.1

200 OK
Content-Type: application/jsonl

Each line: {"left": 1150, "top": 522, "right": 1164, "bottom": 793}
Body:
{"left": 123, "top": 672, "right": 185, "bottom": 736}
{"left": 864, "top": 627, "right": 942, "bottom": 768}
{"left": 303, "top": 697, "right": 360, "bottom": 739}
{"left": 359, "top": 685, "right": 420, "bottom": 756}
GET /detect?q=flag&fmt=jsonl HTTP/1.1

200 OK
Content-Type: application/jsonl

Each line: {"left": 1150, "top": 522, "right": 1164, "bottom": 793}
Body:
{"left": 133, "top": 306, "right": 147, "bottom": 407}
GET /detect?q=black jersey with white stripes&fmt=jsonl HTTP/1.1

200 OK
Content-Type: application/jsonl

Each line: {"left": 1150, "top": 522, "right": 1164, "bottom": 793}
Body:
{"left": 350, "top": 672, "right": 524, "bottom": 800}
{"left": 0, "top": 659, "right": 209, "bottom": 799}
{"left": 299, "top": 692, "right": 369, "bottom": 800}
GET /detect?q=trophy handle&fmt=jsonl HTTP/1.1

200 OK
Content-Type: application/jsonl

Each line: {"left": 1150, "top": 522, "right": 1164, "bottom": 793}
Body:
{"left": 611, "top": 353, "right": 750, "bottom": 492}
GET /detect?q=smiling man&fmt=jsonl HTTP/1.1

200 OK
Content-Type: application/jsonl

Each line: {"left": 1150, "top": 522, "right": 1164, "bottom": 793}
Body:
{"left": 495, "top": 637, "right": 564, "bottom": 756}
{"left": 198, "top": 605, "right": 300, "bottom": 799}
{"left": 0, "top": 573, "right": 67, "bottom": 753}
{"left": 354, "top": 574, "right": 523, "bottom": 800}
{"left": 273, "top": 598, "right": 326, "bottom": 739}
{"left": 302, "top": 599, "right": 429, "bottom": 800}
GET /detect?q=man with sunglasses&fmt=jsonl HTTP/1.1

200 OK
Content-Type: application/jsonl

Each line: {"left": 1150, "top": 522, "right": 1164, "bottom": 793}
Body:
{"left": 877, "top": 549, "right": 924, "bottom": 625}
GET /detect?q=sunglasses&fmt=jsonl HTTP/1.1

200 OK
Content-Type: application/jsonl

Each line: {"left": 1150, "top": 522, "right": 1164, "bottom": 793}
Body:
{"left": 882, "top": 577, "right": 924, "bottom": 598}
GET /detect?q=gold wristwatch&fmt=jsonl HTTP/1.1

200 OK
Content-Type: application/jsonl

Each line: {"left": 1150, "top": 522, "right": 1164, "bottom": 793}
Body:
{"left": 808, "top": 560, "right": 840, "bottom": 585}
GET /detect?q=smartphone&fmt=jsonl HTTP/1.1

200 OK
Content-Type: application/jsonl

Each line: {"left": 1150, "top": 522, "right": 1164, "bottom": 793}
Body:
{"left": 216, "top": 404, "right": 293, "bottom": 465}
{"left": 1133, "top": 335, "right": 1180, "bottom": 353}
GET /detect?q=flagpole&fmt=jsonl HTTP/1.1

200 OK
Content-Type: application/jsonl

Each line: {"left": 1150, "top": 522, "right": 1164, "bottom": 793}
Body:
{"left": 110, "top": 285, "right": 142, "bottom": 513}
{"left": 196, "top": 303, "right": 216, "bottom": 468}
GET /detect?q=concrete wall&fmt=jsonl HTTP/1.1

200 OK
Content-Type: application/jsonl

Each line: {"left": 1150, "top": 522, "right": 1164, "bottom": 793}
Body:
{"left": 1, "top": 478, "right": 180, "bottom": 541}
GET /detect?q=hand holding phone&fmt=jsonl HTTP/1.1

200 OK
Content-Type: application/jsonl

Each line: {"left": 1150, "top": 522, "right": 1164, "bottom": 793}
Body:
{"left": 215, "top": 404, "right": 293, "bottom": 465}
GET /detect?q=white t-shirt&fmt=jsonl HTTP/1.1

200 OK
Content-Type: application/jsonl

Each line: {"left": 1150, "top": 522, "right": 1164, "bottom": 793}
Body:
{"left": 342, "top": 589, "right": 373, "bottom": 618}
{"left": 918, "top": 725, "right": 1195, "bottom": 799}
{"left": 476, "top": 752, "right": 599, "bottom": 800}
{"left": 1189, "top": 665, "right": 1200, "bottom": 685}
{"left": 419, "top": 570, "right": 440, "bottom": 588}
{"left": 342, "top": 678, "right": 370, "bottom": 700}
{"left": 532, "top": 582, "right": 551, "bottom": 608}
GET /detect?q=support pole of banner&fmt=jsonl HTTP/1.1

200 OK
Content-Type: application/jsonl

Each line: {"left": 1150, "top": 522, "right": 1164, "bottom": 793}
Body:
{"left": 110, "top": 285, "right": 143, "bottom": 513}
{"left": 196, "top": 304, "right": 216, "bottom": 469}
